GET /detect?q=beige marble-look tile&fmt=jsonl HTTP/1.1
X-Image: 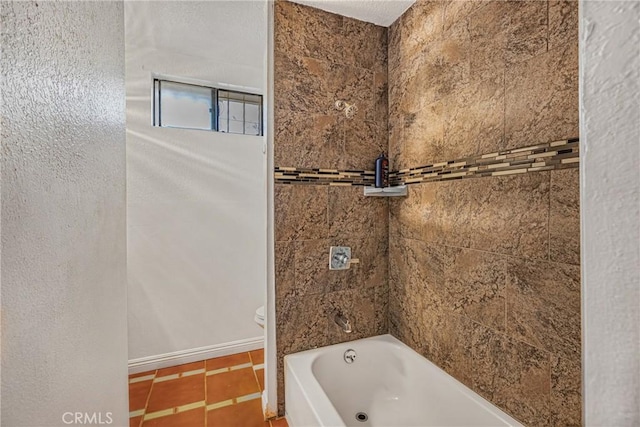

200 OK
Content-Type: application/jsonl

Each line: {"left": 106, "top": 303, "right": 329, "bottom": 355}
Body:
{"left": 388, "top": 236, "right": 406, "bottom": 294}
{"left": 388, "top": 119, "right": 405, "bottom": 170}
{"left": 443, "top": 173, "right": 550, "bottom": 260}
{"left": 275, "top": 241, "right": 295, "bottom": 300}
{"left": 373, "top": 71, "right": 389, "bottom": 131}
{"left": 276, "top": 354, "right": 286, "bottom": 417}
{"left": 424, "top": 180, "right": 472, "bottom": 248}
{"left": 274, "top": 109, "right": 341, "bottom": 169}
{"left": 388, "top": 237, "right": 446, "bottom": 357}
{"left": 374, "top": 284, "right": 389, "bottom": 335}
{"left": 443, "top": 0, "right": 489, "bottom": 33}
{"left": 327, "top": 62, "right": 375, "bottom": 122}
{"left": 402, "top": 99, "right": 446, "bottom": 167}
{"left": 274, "top": 184, "right": 328, "bottom": 242}
{"left": 551, "top": 356, "right": 582, "bottom": 427}
{"left": 420, "top": 37, "right": 471, "bottom": 104}
{"left": 506, "top": 258, "right": 581, "bottom": 362}
{"left": 274, "top": 0, "right": 343, "bottom": 65}
{"left": 276, "top": 293, "right": 328, "bottom": 356}
{"left": 468, "top": 0, "right": 547, "bottom": 83}
{"left": 550, "top": 168, "right": 580, "bottom": 265}
{"left": 389, "top": 184, "right": 428, "bottom": 241}
{"left": 505, "top": 0, "right": 548, "bottom": 60}
{"left": 360, "top": 235, "right": 388, "bottom": 289}
{"left": 293, "top": 239, "right": 330, "bottom": 297}
{"left": 273, "top": 51, "right": 331, "bottom": 114}
{"left": 468, "top": 1, "right": 509, "bottom": 84}
{"left": 443, "top": 247, "right": 507, "bottom": 331}
{"left": 549, "top": 0, "right": 579, "bottom": 51}
{"left": 341, "top": 17, "right": 388, "bottom": 73}
{"left": 428, "top": 312, "right": 475, "bottom": 387}
{"left": 505, "top": 42, "right": 579, "bottom": 148}
{"left": 473, "top": 324, "right": 551, "bottom": 427}
{"left": 390, "top": 237, "right": 447, "bottom": 313}
{"left": 388, "top": 0, "right": 444, "bottom": 73}
{"left": 442, "top": 74, "right": 505, "bottom": 159}
{"left": 340, "top": 120, "right": 385, "bottom": 171}
{"left": 327, "top": 287, "right": 376, "bottom": 343}
{"left": 472, "top": 173, "right": 550, "bottom": 259}
{"left": 388, "top": 292, "right": 427, "bottom": 356}
{"left": 328, "top": 186, "right": 387, "bottom": 239}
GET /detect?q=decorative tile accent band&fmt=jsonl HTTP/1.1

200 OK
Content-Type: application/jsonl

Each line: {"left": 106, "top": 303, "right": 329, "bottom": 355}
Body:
{"left": 274, "top": 167, "right": 375, "bottom": 186}
{"left": 274, "top": 138, "right": 579, "bottom": 186}
{"left": 391, "top": 138, "right": 579, "bottom": 186}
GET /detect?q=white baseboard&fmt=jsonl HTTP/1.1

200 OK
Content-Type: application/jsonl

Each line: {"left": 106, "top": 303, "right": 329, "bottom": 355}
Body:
{"left": 128, "top": 336, "right": 264, "bottom": 375}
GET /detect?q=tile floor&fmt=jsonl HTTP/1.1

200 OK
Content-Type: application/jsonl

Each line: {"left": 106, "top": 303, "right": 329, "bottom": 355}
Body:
{"left": 129, "top": 349, "right": 288, "bottom": 427}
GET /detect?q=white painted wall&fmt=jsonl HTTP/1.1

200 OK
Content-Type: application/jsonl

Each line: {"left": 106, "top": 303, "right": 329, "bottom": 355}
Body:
{"left": 126, "top": 1, "right": 267, "bottom": 363}
{"left": 0, "top": 1, "right": 128, "bottom": 425}
{"left": 580, "top": 1, "right": 640, "bottom": 425}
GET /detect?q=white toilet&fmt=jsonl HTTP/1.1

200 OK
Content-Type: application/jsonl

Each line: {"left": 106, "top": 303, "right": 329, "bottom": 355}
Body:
{"left": 254, "top": 305, "right": 265, "bottom": 328}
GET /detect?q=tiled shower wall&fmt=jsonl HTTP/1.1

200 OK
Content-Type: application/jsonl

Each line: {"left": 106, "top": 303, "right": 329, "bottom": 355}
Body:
{"left": 273, "top": 0, "right": 389, "bottom": 416}
{"left": 388, "top": 1, "right": 581, "bottom": 427}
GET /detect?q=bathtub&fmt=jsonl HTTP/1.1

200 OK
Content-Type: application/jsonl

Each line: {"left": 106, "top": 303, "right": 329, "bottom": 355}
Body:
{"left": 284, "top": 334, "right": 523, "bottom": 427}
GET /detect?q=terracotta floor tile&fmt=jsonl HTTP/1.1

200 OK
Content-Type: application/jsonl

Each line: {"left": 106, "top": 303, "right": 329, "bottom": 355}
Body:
{"left": 129, "top": 416, "right": 143, "bottom": 427}
{"left": 146, "top": 374, "right": 205, "bottom": 413}
{"left": 206, "top": 368, "right": 260, "bottom": 404}
{"left": 249, "top": 349, "right": 264, "bottom": 365}
{"left": 130, "top": 370, "right": 157, "bottom": 380}
{"left": 129, "top": 380, "right": 152, "bottom": 412}
{"left": 207, "top": 399, "right": 266, "bottom": 427}
{"left": 206, "top": 353, "right": 251, "bottom": 371}
{"left": 156, "top": 360, "right": 205, "bottom": 377}
{"left": 142, "top": 408, "right": 205, "bottom": 427}
{"left": 255, "top": 368, "right": 265, "bottom": 392}
{"left": 270, "top": 417, "right": 289, "bottom": 427}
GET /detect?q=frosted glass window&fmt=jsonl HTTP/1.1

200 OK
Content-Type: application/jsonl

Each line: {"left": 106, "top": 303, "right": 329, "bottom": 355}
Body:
{"left": 153, "top": 79, "right": 262, "bottom": 135}
{"left": 156, "top": 81, "right": 212, "bottom": 130}
{"left": 217, "top": 90, "right": 263, "bottom": 136}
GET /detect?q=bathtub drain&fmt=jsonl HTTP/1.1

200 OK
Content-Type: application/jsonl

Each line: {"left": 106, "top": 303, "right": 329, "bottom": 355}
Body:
{"left": 355, "top": 412, "right": 368, "bottom": 422}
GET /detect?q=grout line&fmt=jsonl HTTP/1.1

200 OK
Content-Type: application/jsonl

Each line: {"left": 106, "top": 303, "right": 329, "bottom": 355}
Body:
{"left": 129, "top": 374, "right": 155, "bottom": 384}
{"left": 204, "top": 361, "right": 208, "bottom": 427}
{"left": 206, "top": 367, "right": 229, "bottom": 376}
{"left": 230, "top": 362, "right": 253, "bottom": 371}
{"left": 143, "top": 408, "right": 174, "bottom": 421}
{"left": 129, "top": 409, "right": 144, "bottom": 418}
{"left": 136, "top": 369, "right": 156, "bottom": 424}
{"left": 236, "top": 392, "right": 262, "bottom": 403}
{"left": 176, "top": 401, "right": 206, "bottom": 413}
{"left": 548, "top": 169, "right": 552, "bottom": 262}
{"left": 206, "top": 399, "right": 234, "bottom": 411}
{"left": 182, "top": 368, "right": 206, "bottom": 377}
{"left": 154, "top": 373, "right": 179, "bottom": 383}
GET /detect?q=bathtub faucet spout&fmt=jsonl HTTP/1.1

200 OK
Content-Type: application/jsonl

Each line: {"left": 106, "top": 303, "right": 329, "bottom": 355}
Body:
{"left": 332, "top": 310, "right": 352, "bottom": 333}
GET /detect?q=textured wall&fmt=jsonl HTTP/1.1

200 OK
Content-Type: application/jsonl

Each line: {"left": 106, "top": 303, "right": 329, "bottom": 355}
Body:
{"left": 125, "top": 0, "right": 267, "bottom": 363}
{"left": 387, "top": 1, "right": 581, "bottom": 426}
{"left": 273, "top": 0, "right": 388, "bottom": 416}
{"left": 581, "top": 1, "right": 640, "bottom": 425}
{"left": 0, "top": 1, "right": 128, "bottom": 425}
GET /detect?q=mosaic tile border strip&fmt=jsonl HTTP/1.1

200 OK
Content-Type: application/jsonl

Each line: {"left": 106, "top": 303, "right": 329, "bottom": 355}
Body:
{"left": 391, "top": 138, "right": 579, "bottom": 186}
{"left": 274, "top": 167, "right": 375, "bottom": 186}
{"left": 274, "top": 138, "right": 579, "bottom": 186}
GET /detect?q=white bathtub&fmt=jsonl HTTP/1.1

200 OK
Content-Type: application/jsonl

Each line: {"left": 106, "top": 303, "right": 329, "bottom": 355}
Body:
{"left": 284, "top": 334, "right": 523, "bottom": 427}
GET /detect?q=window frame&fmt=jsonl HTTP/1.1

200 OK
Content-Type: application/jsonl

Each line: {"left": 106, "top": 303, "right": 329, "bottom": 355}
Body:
{"left": 152, "top": 78, "right": 263, "bottom": 136}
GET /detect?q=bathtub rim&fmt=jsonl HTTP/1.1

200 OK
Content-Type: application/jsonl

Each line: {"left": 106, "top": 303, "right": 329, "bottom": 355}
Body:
{"left": 284, "top": 334, "right": 524, "bottom": 427}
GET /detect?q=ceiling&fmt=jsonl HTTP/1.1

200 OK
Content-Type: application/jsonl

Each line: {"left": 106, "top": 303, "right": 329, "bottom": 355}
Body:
{"left": 290, "top": 0, "right": 416, "bottom": 27}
